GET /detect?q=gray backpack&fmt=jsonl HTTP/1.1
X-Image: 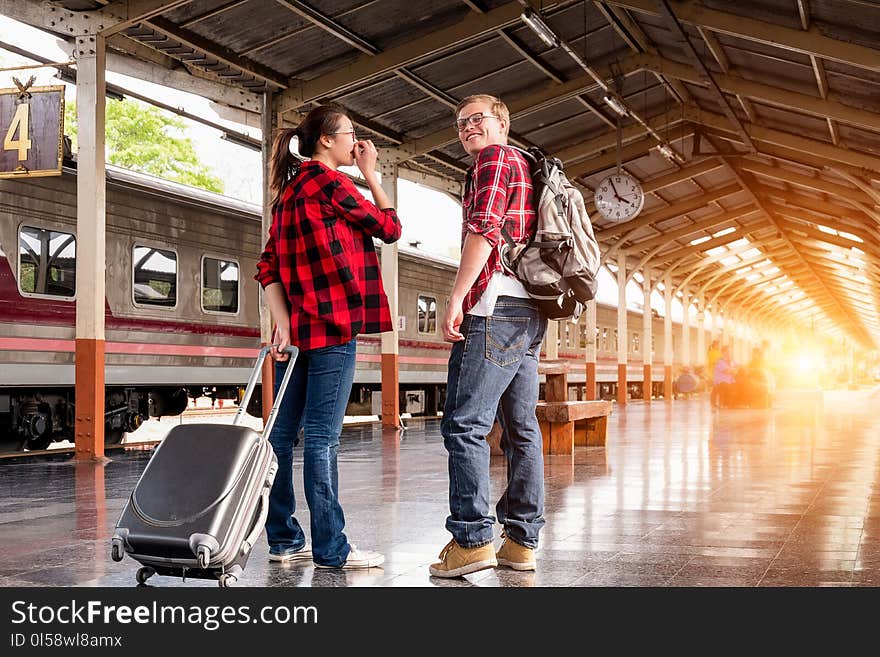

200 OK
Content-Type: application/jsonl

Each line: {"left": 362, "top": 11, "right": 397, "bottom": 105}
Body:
{"left": 500, "top": 146, "right": 601, "bottom": 321}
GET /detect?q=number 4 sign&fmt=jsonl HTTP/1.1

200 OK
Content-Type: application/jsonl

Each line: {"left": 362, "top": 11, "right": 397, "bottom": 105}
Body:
{"left": 0, "top": 84, "right": 64, "bottom": 178}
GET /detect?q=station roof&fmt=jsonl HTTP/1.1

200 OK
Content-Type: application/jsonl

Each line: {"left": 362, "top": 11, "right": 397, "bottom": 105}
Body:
{"left": 8, "top": 0, "right": 880, "bottom": 349}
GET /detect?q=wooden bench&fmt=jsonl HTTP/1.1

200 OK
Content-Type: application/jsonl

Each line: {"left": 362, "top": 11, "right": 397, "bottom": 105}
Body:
{"left": 536, "top": 400, "right": 613, "bottom": 453}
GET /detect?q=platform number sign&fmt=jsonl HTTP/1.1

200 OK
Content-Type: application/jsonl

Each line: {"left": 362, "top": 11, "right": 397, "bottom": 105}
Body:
{"left": 0, "top": 84, "right": 64, "bottom": 178}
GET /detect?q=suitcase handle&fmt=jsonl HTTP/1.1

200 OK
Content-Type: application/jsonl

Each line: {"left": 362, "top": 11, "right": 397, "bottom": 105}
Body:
{"left": 233, "top": 345, "right": 299, "bottom": 438}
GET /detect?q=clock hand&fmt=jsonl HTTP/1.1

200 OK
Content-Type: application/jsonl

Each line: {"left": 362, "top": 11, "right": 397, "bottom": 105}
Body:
{"left": 608, "top": 178, "right": 625, "bottom": 202}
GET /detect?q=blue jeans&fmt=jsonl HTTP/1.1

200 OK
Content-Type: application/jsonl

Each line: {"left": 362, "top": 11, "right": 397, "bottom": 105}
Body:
{"left": 265, "top": 339, "right": 357, "bottom": 567}
{"left": 441, "top": 296, "right": 547, "bottom": 549}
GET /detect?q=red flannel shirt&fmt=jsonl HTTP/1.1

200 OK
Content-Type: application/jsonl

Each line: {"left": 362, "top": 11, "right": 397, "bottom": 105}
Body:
{"left": 255, "top": 160, "right": 402, "bottom": 351}
{"left": 461, "top": 144, "right": 535, "bottom": 312}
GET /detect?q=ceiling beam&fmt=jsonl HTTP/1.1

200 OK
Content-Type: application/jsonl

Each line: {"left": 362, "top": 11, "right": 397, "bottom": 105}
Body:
{"left": 622, "top": 204, "right": 760, "bottom": 254}
{"left": 142, "top": 17, "right": 289, "bottom": 87}
{"left": 568, "top": 124, "right": 692, "bottom": 180}
{"left": 738, "top": 159, "right": 874, "bottom": 206}
{"left": 643, "top": 219, "right": 772, "bottom": 267}
{"left": 389, "top": 55, "right": 639, "bottom": 162}
{"left": 275, "top": 0, "right": 526, "bottom": 113}
{"left": 604, "top": 0, "right": 880, "bottom": 73}
{"left": 637, "top": 54, "right": 880, "bottom": 134}
{"left": 654, "top": 0, "right": 755, "bottom": 151}
{"left": 688, "top": 106, "right": 880, "bottom": 174}
{"left": 725, "top": 160, "right": 872, "bottom": 344}
{"left": 597, "top": 182, "right": 742, "bottom": 240}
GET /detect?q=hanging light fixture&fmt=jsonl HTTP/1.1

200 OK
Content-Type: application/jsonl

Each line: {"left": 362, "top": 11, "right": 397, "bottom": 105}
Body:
{"left": 521, "top": 8, "right": 559, "bottom": 48}
{"left": 603, "top": 93, "right": 629, "bottom": 117}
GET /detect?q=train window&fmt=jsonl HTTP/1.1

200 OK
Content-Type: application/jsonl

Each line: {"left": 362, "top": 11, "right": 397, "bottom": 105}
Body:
{"left": 418, "top": 295, "right": 436, "bottom": 333}
{"left": 632, "top": 332, "right": 640, "bottom": 353}
{"left": 201, "top": 257, "right": 239, "bottom": 314}
{"left": 133, "top": 245, "right": 177, "bottom": 307}
{"left": 18, "top": 225, "right": 76, "bottom": 298}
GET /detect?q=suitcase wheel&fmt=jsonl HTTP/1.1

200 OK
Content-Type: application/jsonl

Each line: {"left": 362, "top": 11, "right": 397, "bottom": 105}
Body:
{"left": 218, "top": 573, "right": 237, "bottom": 588}
{"left": 111, "top": 541, "right": 124, "bottom": 562}
{"left": 136, "top": 566, "right": 156, "bottom": 585}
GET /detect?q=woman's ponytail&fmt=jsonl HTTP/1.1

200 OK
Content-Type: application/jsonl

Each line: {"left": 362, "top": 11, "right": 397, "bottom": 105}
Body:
{"left": 269, "top": 128, "right": 300, "bottom": 208}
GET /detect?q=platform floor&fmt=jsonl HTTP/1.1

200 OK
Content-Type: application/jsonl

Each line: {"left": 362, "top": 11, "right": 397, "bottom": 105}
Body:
{"left": 2, "top": 387, "right": 880, "bottom": 587}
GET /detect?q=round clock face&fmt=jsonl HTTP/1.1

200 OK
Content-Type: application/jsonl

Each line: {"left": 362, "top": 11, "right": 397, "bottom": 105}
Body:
{"left": 594, "top": 173, "right": 644, "bottom": 222}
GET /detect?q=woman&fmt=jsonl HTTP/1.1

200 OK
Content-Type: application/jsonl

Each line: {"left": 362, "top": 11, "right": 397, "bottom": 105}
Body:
{"left": 255, "top": 105, "right": 401, "bottom": 569}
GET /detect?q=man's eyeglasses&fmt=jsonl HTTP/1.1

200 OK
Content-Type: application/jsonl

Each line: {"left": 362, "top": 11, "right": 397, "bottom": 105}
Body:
{"left": 454, "top": 112, "right": 499, "bottom": 132}
{"left": 330, "top": 129, "right": 357, "bottom": 140}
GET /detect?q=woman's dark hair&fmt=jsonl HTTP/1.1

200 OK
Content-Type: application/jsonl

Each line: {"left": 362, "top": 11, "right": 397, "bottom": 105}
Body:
{"left": 268, "top": 105, "right": 347, "bottom": 207}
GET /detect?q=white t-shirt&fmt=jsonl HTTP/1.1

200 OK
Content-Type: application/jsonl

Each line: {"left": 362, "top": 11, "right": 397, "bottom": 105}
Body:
{"left": 467, "top": 270, "right": 530, "bottom": 317}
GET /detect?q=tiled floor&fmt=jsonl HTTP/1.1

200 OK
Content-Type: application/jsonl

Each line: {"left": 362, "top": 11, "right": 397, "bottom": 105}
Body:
{"left": 2, "top": 387, "right": 879, "bottom": 587}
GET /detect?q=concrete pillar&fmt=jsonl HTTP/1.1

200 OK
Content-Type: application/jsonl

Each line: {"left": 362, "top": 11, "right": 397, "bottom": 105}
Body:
{"left": 642, "top": 271, "right": 652, "bottom": 400}
{"left": 584, "top": 299, "right": 597, "bottom": 400}
{"left": 696, "top": 293, "right": 706, "bottom": 368}
{"left": 663, "top": 277, "right": 673, "bottom": 402}
{"left": 260, "top": 93, "right": 276, "bottom": 426}
{"left": 546, "top": 321, "right": 559, "bottom": 360}
{"left": 681, "top": 290, "right": 690, "bottom": 369}
{"left": 74, "top": 32, "right": 106, "bottom": 460}
{"left": 379, "top": 159, "right": 400, "bottom": 428}
{"left": 617, "top": 254, "right": 627, "bottom": 405}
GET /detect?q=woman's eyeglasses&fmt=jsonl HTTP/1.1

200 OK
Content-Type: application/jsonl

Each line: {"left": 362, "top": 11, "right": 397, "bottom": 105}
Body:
{"left": 330, "top": 129, "right": 358, "bottom": 140}
{"left": 454, "top": 112, "right": 499, "bottom": 132}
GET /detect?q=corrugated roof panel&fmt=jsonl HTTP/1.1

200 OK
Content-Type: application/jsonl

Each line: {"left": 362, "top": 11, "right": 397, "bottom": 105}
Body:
{"left": 703, "top": 0, "right": 803, "bottom": 30}
{"left": 751, "top": 103, "right": 834, "bottom": 142}
{"left": 173, "top": 0, "right": 299, "bottom": 55}
{"left": 250, "top": 27, "right": 359, "bottom": 80}
{"left": 837, "top": 125, "right": 880, "bottom": 156}
{"left": 344, "top": 0, "right": 469, "bottom": 52}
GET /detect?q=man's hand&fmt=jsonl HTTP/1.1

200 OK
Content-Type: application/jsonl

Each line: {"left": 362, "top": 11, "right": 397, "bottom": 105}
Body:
{"left": 443, "top": 296, "right": 465, "bottom": 342}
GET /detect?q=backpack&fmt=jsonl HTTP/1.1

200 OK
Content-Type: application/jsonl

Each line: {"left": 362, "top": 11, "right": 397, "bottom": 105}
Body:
{"left": 499, "top": 146, "right": 601, "bottom": 321}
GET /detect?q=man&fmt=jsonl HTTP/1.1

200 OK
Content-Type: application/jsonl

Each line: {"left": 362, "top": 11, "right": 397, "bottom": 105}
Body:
{"left": 429, "top": 94, "right": 548, "bottom": 578}
{"left": 713, "top": 345, "right": 737, "bottom": 408}
{"left": 707, "top": 339, "right": 722, "bottom": 407}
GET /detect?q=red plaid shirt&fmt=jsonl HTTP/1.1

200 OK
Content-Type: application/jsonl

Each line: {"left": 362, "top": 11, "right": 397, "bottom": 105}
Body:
{"left": 255, "top": 161, "right": 402, "bottom": 351}
{"left": 461, "top": 144, "right": 535, "bottom": 312}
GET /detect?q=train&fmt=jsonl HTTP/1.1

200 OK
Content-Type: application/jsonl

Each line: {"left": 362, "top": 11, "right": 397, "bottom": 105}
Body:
{"left": 0, "top": 164, "right": 697, "bottom": 452}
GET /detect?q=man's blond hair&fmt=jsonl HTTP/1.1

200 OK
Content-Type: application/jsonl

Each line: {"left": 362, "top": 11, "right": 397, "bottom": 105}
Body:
{"left": 455, "top": 94, "right": 510, "bottom": 134}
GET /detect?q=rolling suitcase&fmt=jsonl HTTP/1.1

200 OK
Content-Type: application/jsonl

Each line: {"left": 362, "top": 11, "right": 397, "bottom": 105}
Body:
{"left": 111, "top": 345, "right": 297, "bottom": 587}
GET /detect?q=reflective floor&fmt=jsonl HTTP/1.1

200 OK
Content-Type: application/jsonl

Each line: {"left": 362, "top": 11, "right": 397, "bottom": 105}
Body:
{"left": 2, "top": 387, "right": 879, "bottom": 587}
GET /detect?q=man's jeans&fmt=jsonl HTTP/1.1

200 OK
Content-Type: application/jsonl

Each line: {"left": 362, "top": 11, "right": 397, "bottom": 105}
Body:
{"left": 265, "top": 339, "right": 357, "bottom": 567}
{"left": 441, "top": 296, "right": 548, "bottom": 549}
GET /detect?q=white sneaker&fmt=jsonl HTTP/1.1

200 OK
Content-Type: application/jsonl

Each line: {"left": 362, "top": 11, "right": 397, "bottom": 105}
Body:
{"left": 315, "top": 544, "right": 384, "bottom": 569}
{"left": 268, "top": 543, "right": 312, "bottom": 563}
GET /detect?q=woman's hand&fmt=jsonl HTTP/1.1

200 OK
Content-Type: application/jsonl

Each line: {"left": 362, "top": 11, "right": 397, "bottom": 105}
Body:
{"left": 353, "top": 139, "right": 378, "bottom": 178}
{"left": 271, "top": 325, "right": 292, "bottom": 361}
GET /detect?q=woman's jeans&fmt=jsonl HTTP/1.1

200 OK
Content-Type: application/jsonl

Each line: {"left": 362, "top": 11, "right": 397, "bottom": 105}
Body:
{"left": 441, "top": 296, "right": 548, "bottom": 549}
{"left": 265, "top": 339, "right": 357, "bottom": 567}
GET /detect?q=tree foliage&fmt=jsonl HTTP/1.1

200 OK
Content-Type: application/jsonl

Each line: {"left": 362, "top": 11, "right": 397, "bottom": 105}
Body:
{"left": 65, "top": 99, "right": 224, "bottom": 193}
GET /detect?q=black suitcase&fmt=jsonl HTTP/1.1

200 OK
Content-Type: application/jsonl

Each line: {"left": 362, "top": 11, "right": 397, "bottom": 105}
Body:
{"left": 111, "top": 345, "right": 296, "bottom": 587}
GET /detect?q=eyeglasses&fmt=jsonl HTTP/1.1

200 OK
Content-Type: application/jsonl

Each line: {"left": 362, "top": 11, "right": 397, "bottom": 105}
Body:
{"left": 454, "top": 112, "right": 499, "bottom": 132}
{"left": 329, "top": 129, "right": 357, "bottom": 140}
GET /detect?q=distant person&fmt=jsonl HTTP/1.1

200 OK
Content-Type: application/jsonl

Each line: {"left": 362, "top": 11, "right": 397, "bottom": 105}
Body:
{"left": 713, "top": 345, "right": 737, "bottom": 408}
{"left": 707, "top": 339, "right": 721, "bottom": 407}
{"left": 742, "top": 346, "right": 772, "bottom": 408}
{"left": 430, "top": 94, "right": 547, "bottom": 578}
{"left": 255, "top": 105, "right": 401, "bottom": 569}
